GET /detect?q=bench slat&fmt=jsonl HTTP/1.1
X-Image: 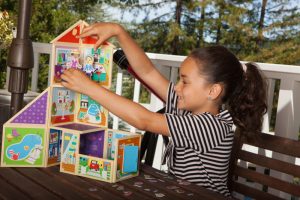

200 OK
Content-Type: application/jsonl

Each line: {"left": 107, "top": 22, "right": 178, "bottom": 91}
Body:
{"left": 234, "top": 166, "right": 300, "bottom": 196}
{"left": 233, "top": 182, "right": 284, "bottom": 200}
{"left": 245, "top": 133, "right": 300, "bottom": 157}
{"left": 238, "top": 150, "right": 300, "bottom": 178}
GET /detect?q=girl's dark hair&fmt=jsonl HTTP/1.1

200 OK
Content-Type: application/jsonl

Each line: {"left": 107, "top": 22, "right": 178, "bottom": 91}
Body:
{"left": 189, "top": 46, "right": 268, "bottom": 137}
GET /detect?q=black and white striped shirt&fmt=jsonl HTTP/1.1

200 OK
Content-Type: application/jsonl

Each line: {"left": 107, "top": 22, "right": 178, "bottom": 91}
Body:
{"left": 163, "top": 83, "right": 234, "bottom": 197}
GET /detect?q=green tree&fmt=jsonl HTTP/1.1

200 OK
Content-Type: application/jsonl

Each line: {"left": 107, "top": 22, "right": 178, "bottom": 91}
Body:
{"left": 113, "top": 0, "right": 199, "bottom": 55}
{"left": 242, "top": 0, "right": 300, "bottom": 64}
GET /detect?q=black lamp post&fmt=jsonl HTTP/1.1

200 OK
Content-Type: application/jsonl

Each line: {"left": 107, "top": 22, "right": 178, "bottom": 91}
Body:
{"left": 7, "top": 0, "right": 33, "bottom": 116}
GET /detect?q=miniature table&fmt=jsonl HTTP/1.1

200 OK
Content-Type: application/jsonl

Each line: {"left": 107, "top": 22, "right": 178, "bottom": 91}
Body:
{"left": 0, "top": 164, "right": 229, "bottom": 200}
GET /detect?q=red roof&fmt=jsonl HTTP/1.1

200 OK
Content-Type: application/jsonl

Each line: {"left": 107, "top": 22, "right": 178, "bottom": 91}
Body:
{"left": 51, "top": 20, "right": 112, "bottom": 46}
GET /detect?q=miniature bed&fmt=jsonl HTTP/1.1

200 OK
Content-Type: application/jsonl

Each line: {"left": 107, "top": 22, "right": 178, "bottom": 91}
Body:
{"left": 1, "top": 20, "right": 141, "bottom": 183}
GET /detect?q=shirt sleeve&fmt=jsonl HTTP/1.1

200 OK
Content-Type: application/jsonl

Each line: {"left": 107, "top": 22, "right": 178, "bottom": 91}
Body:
{"left": 164, "top": 83, "right": 233, "bottom": 153}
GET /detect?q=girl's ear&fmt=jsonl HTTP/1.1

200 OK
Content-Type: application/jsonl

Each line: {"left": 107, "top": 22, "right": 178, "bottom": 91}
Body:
{"left": 208, "top": 83, "right": 223, "bottom": 100}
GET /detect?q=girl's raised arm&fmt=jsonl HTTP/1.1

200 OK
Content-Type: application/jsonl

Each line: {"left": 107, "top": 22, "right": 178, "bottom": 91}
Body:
{"left": 80, "top": 23, "right": 169, "bottom": 102}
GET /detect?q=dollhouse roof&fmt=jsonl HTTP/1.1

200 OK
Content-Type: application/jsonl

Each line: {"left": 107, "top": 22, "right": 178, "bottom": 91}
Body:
{"left": 50, "top": 20, "right": 113, "bottom": 47}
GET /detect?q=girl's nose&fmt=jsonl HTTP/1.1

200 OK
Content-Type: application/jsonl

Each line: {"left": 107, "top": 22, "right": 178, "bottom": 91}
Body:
{"left": 174, "top": 82, "right": 181, "bottom": 92}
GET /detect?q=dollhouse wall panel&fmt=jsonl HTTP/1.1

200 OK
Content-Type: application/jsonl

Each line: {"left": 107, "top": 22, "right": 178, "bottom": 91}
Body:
{"left": 53, "top": 46, "right": 81, "bottom": 83}
{"left": 1, "top": 125, "right": 47, "bottom": 167}
{"left": 79, "top": 130, "right": 106, "bottom": 158}
{"left": 77, "top": 154, "right": 113, "bottom": 183}
{"left": 50, "top": 87, "right": 76, "bottom": 124}
{"left": 60, "top": 131, "right": 79, "bottom": 174}
{"left": 11, "top": 91, "right": 48, "bottom": 124}
{"left": 77, "top": 94, "right": 108, "bottom": 126}
{"left": 115, "top": 136, "right": 141, "bottom": 182}
{"left": 47, "top": 128, "right": 63, "bottom": 166}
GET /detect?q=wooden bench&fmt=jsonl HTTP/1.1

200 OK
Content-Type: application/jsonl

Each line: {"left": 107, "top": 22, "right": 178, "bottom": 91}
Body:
{"left": 228, "top": 130, "right": 300, "bottom": 199}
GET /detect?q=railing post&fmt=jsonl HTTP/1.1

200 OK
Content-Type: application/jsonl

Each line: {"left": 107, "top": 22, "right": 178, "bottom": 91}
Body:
{"left": 262, "top": 78, "right": 276, "bottom": 132}
{"left": 31, "top": 51, "right": 40, "bottom": 92}
{"left": 270, "top": 79, "right": 298, "bottom": 198}
{"left": 112, "top": 68, "right": 123, "bottom": 130}
{"left": 130, "top": 78, "right": 141, "bottom": 132}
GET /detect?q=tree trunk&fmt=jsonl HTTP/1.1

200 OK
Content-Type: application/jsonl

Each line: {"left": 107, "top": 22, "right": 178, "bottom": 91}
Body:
{"left": 257, "top": 0, "right": 268, "bottom": 47}
{"left": 171, "top": 0, "right": 182, "bottom": 55}
{"left": 197, "top": 2, "right": 206, "bottom": 48}
{"left": 216, "top": 1, "right": 224, "bottom": 44}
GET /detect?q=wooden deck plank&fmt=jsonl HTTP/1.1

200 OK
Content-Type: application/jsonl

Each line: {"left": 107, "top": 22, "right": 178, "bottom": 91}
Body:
{"left": 15, "top": 167, "right": 94, "bottom": 200}
{"left": 141, "top": 165, "right": 229, "bottom": 200}
{"left": 72, "top": 171, "right": 154, "bottom": 199}
{"left": 0, "top": 175, "right": 31, "bottom": 200}
{"left": 121, "top": 174, "right": 187, "bottom": 199}
{"left": 44, "top": 166, "right": 125, "bottom": 200}
{"left": 0, "top": 168, "right": 60, "bottom": 200}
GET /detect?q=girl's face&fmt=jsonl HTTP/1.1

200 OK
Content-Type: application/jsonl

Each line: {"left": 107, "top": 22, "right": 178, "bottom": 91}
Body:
{"left": 175, "top": 57, "right": 213, "bottom": 115}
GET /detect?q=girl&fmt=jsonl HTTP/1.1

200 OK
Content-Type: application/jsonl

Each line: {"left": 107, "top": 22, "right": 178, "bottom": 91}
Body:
{"left": 61, "top": 23, "right": 267, "bottom": 197}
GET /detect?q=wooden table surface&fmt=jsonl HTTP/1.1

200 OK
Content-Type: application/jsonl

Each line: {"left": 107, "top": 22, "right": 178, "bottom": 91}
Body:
{"left": 0, "top": 164, "right": 230, "bottom": 200}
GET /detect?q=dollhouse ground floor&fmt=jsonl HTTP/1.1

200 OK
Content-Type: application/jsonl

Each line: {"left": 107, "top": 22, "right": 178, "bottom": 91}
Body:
{"left": 0, "top": 164, "right": 228, "bottom": 200}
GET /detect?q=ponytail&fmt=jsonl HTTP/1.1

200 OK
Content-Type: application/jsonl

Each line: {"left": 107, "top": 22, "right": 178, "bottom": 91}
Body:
{"left": 228, "top": 62, "right": 268, "bottom": 138}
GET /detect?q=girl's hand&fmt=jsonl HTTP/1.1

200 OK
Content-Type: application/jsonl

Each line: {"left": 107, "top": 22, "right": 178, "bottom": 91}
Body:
{"left": 61, "top": 68, "right": 96, "bottom": 95}
{"left": 79, "top": 22, "right": 123, "bottom": 50}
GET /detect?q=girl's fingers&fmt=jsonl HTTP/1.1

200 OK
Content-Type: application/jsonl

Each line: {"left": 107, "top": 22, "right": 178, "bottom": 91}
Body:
{"left": 81, "top": 25, "right": 93, "bottom": 32}
{"left": 81, "top": 23, "right": 98, "bottom": 34}
{"left": 61, "top": 80, "right": 69, "bottom": 88}
{"left": 94, "top": 38, "right": 105, "bottom": 50}
{"left": 60, "top": 74, "right": 70, "bottom": 83}
{"left": 61, "top": 69, "right": 76, "bottom": 82}
{"left": 79, "top": 28, "right": 95, "bottom": 38}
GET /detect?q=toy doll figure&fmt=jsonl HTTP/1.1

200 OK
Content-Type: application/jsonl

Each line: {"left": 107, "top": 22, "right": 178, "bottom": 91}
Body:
{"left": 83, "top": 55, "right": 95, "bottom": 78}
{"left": 92, "top": 63, "right": 106, "bottom": 83}
{"left": 70, "top": 49, "right": 82, "bottom": 69}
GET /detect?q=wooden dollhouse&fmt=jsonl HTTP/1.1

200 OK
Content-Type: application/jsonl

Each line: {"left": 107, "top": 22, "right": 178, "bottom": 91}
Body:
{"left": 1, "top": 20, "right": 141, "bottom": 183}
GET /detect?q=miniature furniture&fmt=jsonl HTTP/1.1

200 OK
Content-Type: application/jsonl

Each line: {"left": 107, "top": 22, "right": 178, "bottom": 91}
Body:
{"left": 1, "top": 20, "right": 141, "bottom": 183}
{"left": 228, "top": 130, "right": 300, "bottom": 199}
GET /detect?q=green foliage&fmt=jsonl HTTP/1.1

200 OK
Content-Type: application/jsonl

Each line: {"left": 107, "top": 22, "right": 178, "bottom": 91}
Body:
{"left": 139, "top": 85, "right": 150, "bottom": 104}
{"left": 244, "top": 37, "right": 300, "bottom": 65}
{"left": 0, "top": 49, "right": 7, "bottom": 88}
{"left": 35, "top": 54, "right": 50, "bottom": 92}
{"left": 121, "top": 72, "right": 135, "bottom": 99}
{"left": 124, "top": 0, "right": 300, "bottom": 66}
{"left": 0, "top": 10, "right": 14, "bottom": 48}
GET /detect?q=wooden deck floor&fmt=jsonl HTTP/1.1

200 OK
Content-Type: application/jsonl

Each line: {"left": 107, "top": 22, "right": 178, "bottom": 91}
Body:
{"left": 0, "top": 164, "right": 229, "bottom": 200}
